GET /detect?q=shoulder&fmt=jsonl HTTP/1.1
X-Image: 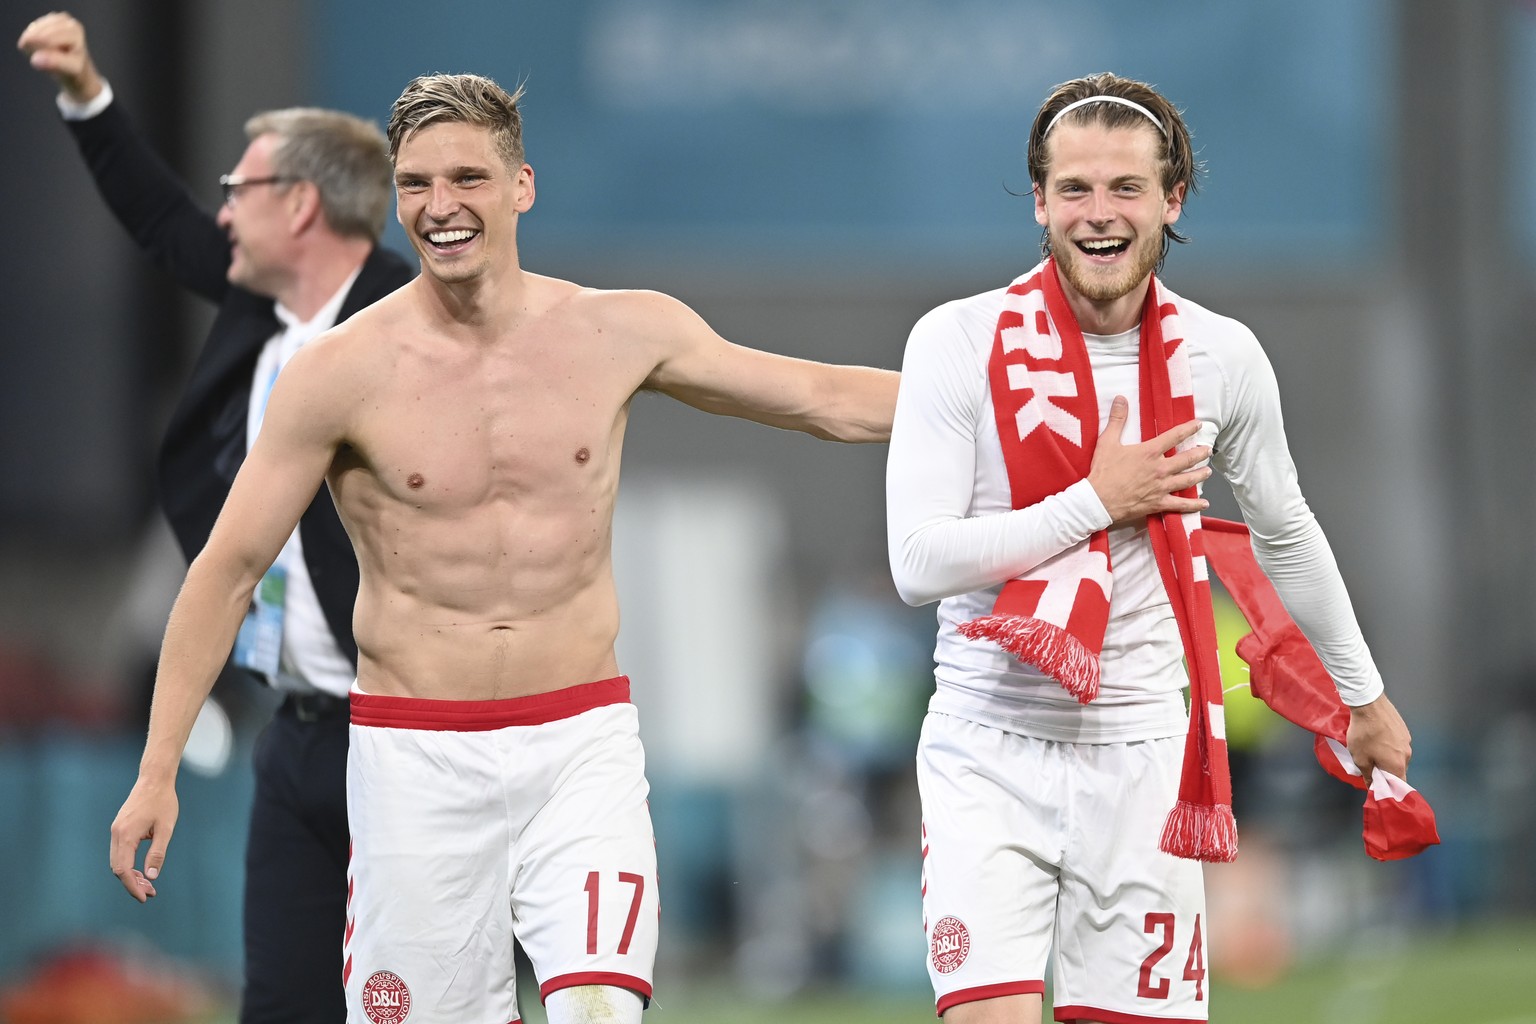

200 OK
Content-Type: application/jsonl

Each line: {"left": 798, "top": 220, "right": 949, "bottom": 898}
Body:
{"left": 289, "top": 310, "right": 375, "bottom": 379}
{"left": 297, "top": 285, "right": 419, "bottom": 378}
{"left": 256, "top": 310, "right": 391, "bottom": 445}
{"left": 894, "top": 284, "right": 1011, "bottom": 414}
{"left": 562, "top": 286, "right": 714, "bottom": 353}
{"left": 906, "top": 284, "right": 1011, "bottom": 363}
{"left": 1163, "top": 284, "right": 1259, "bottom": 350}
{"left": 1163, "top": 284, "right": 1268, "bottom": 370}
{"left": 570, "top": 286, "right": 697, "bottom": 326}
{"left": 1160, "top": 285, "right": 1285, "bottom": 434}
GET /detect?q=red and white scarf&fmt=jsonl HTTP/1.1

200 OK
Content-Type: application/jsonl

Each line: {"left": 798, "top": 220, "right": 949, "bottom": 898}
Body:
{"left": 1201, "top": 518, "right": 1440, "bottom": 861}
{"left": 959, "top": 259, "right": 1238, "bottom": 862}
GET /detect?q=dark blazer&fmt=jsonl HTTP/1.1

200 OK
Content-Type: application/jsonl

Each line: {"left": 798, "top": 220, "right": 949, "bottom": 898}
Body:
{"left": 67, "top": 99, "right": 416, "bottom": 668}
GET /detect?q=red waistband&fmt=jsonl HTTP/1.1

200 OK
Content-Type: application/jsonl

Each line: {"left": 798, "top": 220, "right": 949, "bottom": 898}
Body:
{"left": 349, "top": 676, "right": 630, "bottom": 731}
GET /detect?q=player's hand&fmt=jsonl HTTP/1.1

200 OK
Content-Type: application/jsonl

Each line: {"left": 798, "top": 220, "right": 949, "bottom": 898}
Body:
{"left": 17, "top": 11, "right": 105, "bottom": 104}
{"left": 1346, "top": 692, "right": 1412, "bottom": 783}
{"left": 1087, "top": 396, "right": 1211, "bottom": 525}
{"left": 108, "top": 776, "right": 179, "bottom": 903}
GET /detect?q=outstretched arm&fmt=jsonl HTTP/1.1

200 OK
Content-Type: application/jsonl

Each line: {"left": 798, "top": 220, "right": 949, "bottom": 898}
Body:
{"left": 107, "top": 335, "right": 352, "bottom": 901}
{"left": 18, "top": 11, "right": 233, "bottom": 302}
{"left": 639, "top": 291, "right": 897, "bottom": 443}
{"left": 1215, "top": 324, "right": 1412, "bottom": 777}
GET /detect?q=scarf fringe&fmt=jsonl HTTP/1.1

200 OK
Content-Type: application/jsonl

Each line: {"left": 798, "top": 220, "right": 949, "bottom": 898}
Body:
{"left": 957, "top": 615, "right": 1100, "bottom": 704}
{"left": 1158, "top": 800, "right": 1239, "bottom": 863}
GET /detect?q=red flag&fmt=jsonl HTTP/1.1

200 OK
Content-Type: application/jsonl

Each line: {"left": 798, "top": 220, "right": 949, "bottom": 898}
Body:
{"left": 1200, "top": 518, "right": 1440, "bottom": 861}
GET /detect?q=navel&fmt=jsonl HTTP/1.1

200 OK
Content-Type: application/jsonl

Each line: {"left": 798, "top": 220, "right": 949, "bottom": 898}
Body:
{"left": 407, "top": 472, "right": 425, "bottom": 489}
{"left": 574, "top": 447, "right": 591, "bottom": 464}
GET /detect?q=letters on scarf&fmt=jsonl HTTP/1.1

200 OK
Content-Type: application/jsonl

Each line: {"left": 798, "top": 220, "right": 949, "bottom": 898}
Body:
{"left": 959, "top": 259, "right": 1237, "bottom": 862}
{"left": 959, "top": 261, "right": 1438, "bottom": 863}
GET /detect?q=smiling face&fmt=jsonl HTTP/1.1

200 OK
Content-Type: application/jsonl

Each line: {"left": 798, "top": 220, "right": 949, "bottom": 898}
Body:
{"left": 393, "top": 120, "right": 534, "bottom": 287}
{"left": 1034, "top": 121, "right": 1184, "bottom": 332}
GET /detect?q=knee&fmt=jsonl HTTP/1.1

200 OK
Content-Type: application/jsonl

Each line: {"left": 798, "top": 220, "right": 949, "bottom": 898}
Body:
{"left": 543, "top": 984, "right": 644, "bottom": 1024}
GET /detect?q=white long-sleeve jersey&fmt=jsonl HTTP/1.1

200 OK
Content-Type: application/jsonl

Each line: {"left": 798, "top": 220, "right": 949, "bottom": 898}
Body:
{"left": 886, "top": 279, "right": 1384, "bottom": 744}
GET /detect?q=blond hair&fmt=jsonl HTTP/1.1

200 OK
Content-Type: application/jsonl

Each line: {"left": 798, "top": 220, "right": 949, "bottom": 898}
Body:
{"left": 386, "top": 73, "right": 527, "bottom": 170}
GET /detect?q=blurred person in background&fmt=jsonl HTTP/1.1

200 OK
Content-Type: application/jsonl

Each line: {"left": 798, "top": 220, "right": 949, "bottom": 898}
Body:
{"left": 106, "top": 72, "right": 897, "bottom": 1024}
{"left": 885, "top": 72, "right": 1412, "bottom": 1024}
{"left": 18, "top": 11, "right": 414, "bottom": 1024}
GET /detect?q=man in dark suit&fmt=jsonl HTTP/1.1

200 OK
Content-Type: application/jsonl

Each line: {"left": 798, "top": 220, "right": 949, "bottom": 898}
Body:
{"left": 19, "top": 12, "right": 414, "bottom": 1024}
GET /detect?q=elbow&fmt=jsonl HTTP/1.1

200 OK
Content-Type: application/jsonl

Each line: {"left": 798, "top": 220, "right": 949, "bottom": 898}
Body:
{"left": 863, "top": 423, "right": 894, "bottom": 445}
{"left": 887, "top": 516, "right": 962, "bottom": 606}
{"left": 892, "top": 577, "right": 934, "bottom": 607}
{"left": 889, "top": 551, "right": 941, "bottom": 607}
{"left": 186, "top": 544, "right": 267, "bottom": 601}
{"left": 1248, "top": 507, "right": 1321, "bottom": 562}
{"left": 814, "top": 371, "right": 896, "bottom": 444}
{"left": 806, "top": 421, "right": 849, "bottom": 443}
{"left": 807, "top": 410, "right": 885, "bottom": 444}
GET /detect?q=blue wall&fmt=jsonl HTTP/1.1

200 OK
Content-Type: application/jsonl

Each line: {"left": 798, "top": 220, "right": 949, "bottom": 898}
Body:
{"left": 314, "top": 0, "right": 1393, "bottom": 273}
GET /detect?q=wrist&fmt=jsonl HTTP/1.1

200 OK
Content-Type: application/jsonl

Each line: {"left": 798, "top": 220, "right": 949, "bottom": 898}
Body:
{"left": 1347, "top": 693, "right": 1396, "bottom": 723}
{"left": 66, "top": 67, "right": 104, "bottom": 104}
{"left": 1080, "top": 476, "right": 1118, "bottom": 525}
{"left": 57, "top": 77, "right": 113, "bottom": 121}
{"left": 137, "top": 754, "right": 181, "bottom": 784}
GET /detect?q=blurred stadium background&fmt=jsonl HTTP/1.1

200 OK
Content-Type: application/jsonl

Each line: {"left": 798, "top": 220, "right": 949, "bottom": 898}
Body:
{"left": 3, "top": 0, "right": 1535, "bottom": 1021}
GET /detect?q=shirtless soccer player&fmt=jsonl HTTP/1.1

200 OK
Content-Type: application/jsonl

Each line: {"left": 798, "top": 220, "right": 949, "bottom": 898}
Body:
{"left": 886, "top": 73, "right": 1412, "bottom": 1023}
{"left": 109, "top": 73, "right": 898, "bottom": 1024}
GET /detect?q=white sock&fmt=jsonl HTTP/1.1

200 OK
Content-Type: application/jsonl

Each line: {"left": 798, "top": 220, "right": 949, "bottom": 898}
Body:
{"left": 543, "top": 984, "right": 645, "bottom": 1024}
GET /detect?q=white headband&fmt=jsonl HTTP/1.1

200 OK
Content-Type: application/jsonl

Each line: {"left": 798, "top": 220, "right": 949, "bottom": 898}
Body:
{"left": 1044, "top": 95, "right": 1168, "bottom": 138}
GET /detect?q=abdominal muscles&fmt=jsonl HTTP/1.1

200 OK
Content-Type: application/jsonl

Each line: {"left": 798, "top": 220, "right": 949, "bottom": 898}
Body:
{"left": 347, "top": 490, "right": 622, "bottom": 701}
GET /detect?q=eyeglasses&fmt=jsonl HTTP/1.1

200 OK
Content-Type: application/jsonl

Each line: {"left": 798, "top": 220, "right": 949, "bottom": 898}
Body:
{"left": 219, "top": 174, "right": 297, "bottom": 208}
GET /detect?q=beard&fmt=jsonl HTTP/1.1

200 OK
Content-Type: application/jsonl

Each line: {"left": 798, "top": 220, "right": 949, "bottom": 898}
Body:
{"left": 1050, "top": 226, "right": 1163, "bottom": 303}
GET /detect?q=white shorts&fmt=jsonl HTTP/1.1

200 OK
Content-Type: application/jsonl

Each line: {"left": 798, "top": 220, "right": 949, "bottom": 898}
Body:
{"left": 917, "top": 713, "right": 1208, "bottom": 1022}
{"left": 344, "top": 677, "right": 659, "bottom": 1024}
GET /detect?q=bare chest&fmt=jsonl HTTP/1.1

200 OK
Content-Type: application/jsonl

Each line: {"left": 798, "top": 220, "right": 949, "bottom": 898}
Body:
{"left": 347, "top": 334, "right": 643, "bottom": 510}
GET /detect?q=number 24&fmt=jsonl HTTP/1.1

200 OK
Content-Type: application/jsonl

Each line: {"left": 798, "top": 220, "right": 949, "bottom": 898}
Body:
{"left": 1138, "top": 912, "right": 1205, "bottom": 1001}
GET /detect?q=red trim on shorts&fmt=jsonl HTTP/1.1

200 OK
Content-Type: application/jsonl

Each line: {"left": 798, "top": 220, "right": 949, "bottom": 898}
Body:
{"left": 936, "top": 981, "right": 1045, "bottom": 1017}
{"left": 1052, "top": 1006, "right": 1205, "bottom": 1024}
{"left": 539, "top": 971, "right": 653, "bottom": 1004}
{"left": 349, "top": 677, "right": 630, "bottom": 730}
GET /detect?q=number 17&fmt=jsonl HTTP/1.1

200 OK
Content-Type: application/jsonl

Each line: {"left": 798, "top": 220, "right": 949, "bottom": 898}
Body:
{"left": 584, "top": 870, "right": 645, "bottom": 955}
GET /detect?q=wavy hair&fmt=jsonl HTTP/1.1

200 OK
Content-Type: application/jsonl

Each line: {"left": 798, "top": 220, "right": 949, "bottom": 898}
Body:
{"left": 1027, "top": 72, "right": 1202, "bottom": 258}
